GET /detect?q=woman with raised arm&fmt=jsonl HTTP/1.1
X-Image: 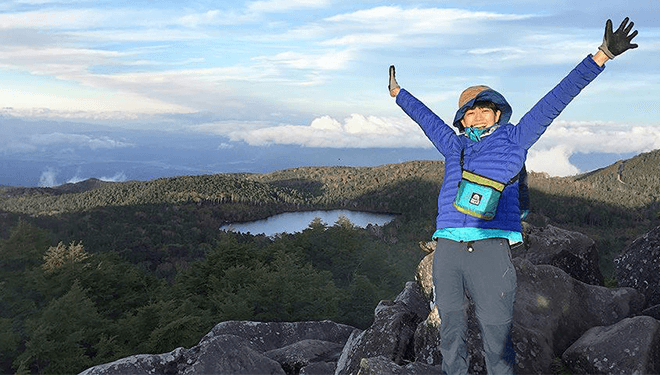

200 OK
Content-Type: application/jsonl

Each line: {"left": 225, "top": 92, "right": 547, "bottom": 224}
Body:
{"left": 389, "top": 18, "right": 638, "bottom": 375}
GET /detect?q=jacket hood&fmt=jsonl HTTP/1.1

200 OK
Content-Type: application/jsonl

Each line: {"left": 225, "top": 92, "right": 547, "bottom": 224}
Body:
{"left": 452, "top": 88, "right": 512, "bottom": 132}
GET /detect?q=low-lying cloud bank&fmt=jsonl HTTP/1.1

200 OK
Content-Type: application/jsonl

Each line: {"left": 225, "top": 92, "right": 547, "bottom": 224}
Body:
{"left": 527, "top": 121, "right": 660, "bottom": 176}
{"left": 196, "top": 116, "right": 660, "bottom": 177}
{"left": 39, "top": 168, "right": 128, "bottom": 187}
{"left": 3, "top": 113, "right": 658, "bottom": 186}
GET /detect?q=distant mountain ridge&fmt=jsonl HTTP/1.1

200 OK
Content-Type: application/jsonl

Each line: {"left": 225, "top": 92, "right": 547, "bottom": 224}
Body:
{"left": 1, "top": 150, "right": 659, "bottom": 218}
{"left": 575, "top": 149, "right": 660, "bottom": 207}
{"left": 1, "top": 178, "right": 112, "bottom": 198}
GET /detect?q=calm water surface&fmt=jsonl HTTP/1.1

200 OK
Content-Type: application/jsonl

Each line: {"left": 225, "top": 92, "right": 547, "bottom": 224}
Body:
{"left": 220, "top": 210, "right": 396, "bottom": 236}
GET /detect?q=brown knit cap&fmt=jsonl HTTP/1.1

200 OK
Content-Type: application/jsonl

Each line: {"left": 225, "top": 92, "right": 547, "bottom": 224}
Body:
{"left": 458, "top": 85, "right": 491, "bottom": 108}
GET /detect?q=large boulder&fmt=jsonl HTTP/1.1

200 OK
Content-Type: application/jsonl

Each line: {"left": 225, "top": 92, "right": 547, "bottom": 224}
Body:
{"left": 335, "top": 282, "right": 430, "bottom": 375}
{"left": 79, "top": 321, "right": 356, "bottom": 375}
{"left": 512, "top": 258, "right": 645, "bottom": 374}
{"left": 514, "top": 224, "right": 603, "bottom": 285}
{"left": 79, "top": 336, "right": 287, "bottom": 375}
{"left": 356, "top": 356, "right": 442, "bottom": 375}
{"left": 79, "top": 347, "right": 192, "bottom": 375}
{"left": 562, "top": 316, "right": 660, "bottom": 374}
{"left": 181, "top": 334, "right": 285, "bottom": 375}
{"left": 615, "top": 225, "right": 660, "bottom": 308}
{"left": 412, "top": 301, "right": 486, "bottom": 374}
{"left": 200, "top": 320, "right": 355, "bottom": 352}
{"left": 264, "top": 339, "right": 344, "bottom": 374}
{"left": 642, "top": 304, "right": 660, "bottom": 320}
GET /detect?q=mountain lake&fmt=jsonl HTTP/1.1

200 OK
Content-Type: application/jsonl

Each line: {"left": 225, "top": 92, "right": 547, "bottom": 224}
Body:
{"left": 220, "top": 210, "right": 397, "bottom": 236}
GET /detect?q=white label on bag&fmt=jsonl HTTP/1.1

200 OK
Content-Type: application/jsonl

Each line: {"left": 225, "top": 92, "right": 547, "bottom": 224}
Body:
{"left": 469, "top": 193, "right": 482, "bottom": 205}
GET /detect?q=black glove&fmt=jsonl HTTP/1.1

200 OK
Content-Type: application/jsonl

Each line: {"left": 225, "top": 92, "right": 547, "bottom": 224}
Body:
{"left": 599, "top": 17, "right": 638, "bottom": 59}
{"left": 388, "top": 65, "right": 400, "bottom": 97}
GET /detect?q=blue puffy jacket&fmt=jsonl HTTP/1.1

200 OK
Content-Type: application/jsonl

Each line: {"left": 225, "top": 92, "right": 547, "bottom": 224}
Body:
{"left": 396, "top": 55, "right": 604, "bottom": 233}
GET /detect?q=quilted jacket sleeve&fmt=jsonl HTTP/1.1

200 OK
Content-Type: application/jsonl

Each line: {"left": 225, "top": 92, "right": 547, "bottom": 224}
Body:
{"left": 513, "top": 55, "right": 605, "bottom": 150}
{"left": 395, "top": 88, "right": 461, "bottom": 156}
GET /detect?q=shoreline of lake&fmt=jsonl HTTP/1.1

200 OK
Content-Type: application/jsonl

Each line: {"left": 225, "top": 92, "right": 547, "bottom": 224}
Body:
{"left": 220, "top": 209, "right": 398, "bottom": 236}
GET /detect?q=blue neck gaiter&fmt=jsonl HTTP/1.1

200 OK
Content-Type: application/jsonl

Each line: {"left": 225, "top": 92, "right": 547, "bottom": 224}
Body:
{"left": 464, "top": 125, "right": 499, "bottom": 142}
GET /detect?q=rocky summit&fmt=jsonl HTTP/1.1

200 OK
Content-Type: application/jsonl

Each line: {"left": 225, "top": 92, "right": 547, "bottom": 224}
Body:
{"left": 79, "top": 224, "right": 660, "bottom": 375}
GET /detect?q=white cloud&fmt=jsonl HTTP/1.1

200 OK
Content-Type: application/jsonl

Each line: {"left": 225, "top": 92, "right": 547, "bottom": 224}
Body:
{"left": 13, "top": 0, "right": 92, "bottom": 4}
{"left": 39, "top": 167, "right": 59, "bottom": 187}
{"left": 177, "top": 9, "right": 256, "bottom": 27}
{"left": 99, "top": 172, "right": 127, "bottom": 183}
{"left": 176, "top": 0, "right": 332, "bottom": 27}
{"left": 253, "top": 48, "right": 354, "bottom": 71}
{"left": 0, "top": 83, "right": 194, "bottom": 114}
{"left": 254, "top": 6, "right": 538, "bottom": 53}
{"left": 41, "top": 166, "right": 128, "bottom": 187}
{"left": 527, "top": 145, "right": 579, "bottom": 177}
{"left": 29, "top": 133, "right": 134, "bottom": 149}
{"left": 326, "top": 6, "right": 534, "bottom": 34}
{"left": 533, "top": 121, "right": 660, "bottom": 154}
{"left": 321, "top": 33, "right": 398, "bottom": 47}
{"left": 0, "top": 8, "right": 113, "bottom": 29}
{"left": 194, "top": 116, "right": 660, "bottom": 160}
{"left": 178, "top": 10, "right": 222, "bottom": 27}
{"left": 465, "top": 33, "right": 597, "bottom": 67}
{"left": 67, "top": 171, "right": 127, "bottom": 184}
{"left": 0, "top": 46, "right": 123, "bottom": 79}
{"left": 198, "top": 114, "right": 432, "bottom": 148}
{"left": 526, "top": 120, "right": 660, "bottom": 176}
{"left": 247, "top": 0, "right": 331, "bottom": 13}
{"left": 0, "top": 107, "right": 161, "bottom": 121}
{"left": 68, "top": 29, "right": 211, "bottom": 42}
{"left": 193, "top": 115, "right": 660, "bottom": 177}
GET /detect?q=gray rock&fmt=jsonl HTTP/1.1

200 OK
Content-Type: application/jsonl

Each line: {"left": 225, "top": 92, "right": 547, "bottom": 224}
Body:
{"left": 264, "top": 339, "right": 344, "bottom": 374}
{"left": 414, "top": 245, "right": 434, "bottom": 301}
{"left": 511, "top": 324, "right": 555, "bottom": 375}
{"left": 615, "top": 225, "right": 660, "bottom": 308}
{"left": 562, "top": 316, "right": 660, "bottom": 375}
{"left": 412, "top": 298, "right": 488, "bottom": 374}
{"left": 79, "top": 347, "right": 189, "bottom": 375}
{"left": 182, "top": 334, "right": 285, "bottom": 375}
{"left": 356, "top": 356, "right": 404, "bottom": 375}
{"left": 300, "top": 361, "right": 337, "bottom": 374}
{"left": 335, "top": 282, "right": 430, "bottom": 375}
{"left": 201, "top": 320, "right": 355, "bottom": 352}
{"left": 356, "top": 356, "right": 443, "bottom": 375}
{"left": 513, "top": 258, "right": 645, "bottom": 374}
{"left": 80, "top": 321, "right": 355, "bottom": 375}
{"left": 412, "top": 307, "right": 441, "bottom": 366}
{"left": 514, "top": 224, "right": 603, "bottom": 285}
{"left": 79, "top": 335, "right": 287, "bottom": 375}
{"left": 641, "top": 304, "right": 660, "bottom": 320}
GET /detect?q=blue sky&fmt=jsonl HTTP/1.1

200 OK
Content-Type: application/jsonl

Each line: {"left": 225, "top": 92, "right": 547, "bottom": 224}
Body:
{"left": 1, "top": 0, "right": 659, "bottom": 185}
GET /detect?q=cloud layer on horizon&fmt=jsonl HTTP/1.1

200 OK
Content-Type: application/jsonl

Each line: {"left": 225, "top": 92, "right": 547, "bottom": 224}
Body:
{"left": 195, "top": 115, "right": 660, "bottom": 177}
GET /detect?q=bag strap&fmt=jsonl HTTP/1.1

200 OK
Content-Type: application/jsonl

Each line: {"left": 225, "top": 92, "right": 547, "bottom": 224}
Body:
{"left": 460, "top": 148, "right": 521, "bottom": 187}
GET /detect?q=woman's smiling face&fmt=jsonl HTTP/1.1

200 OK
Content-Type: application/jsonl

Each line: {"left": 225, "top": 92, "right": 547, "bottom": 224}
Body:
{"left": 461, "top": 106, "right": 501, "bottom": 129}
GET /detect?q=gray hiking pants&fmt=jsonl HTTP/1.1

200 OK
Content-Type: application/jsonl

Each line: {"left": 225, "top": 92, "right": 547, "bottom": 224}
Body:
{"left": 433, "top": 237, "right": 516, "bottom": 375}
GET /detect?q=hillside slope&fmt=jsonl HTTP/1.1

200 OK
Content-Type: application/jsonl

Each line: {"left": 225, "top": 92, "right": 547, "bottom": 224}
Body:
{"left": 1, "top": 151, "right": 659, "bottom": 222}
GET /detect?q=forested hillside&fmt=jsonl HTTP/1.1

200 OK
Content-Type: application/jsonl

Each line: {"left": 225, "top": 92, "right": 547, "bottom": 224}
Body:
{"left": 1, "top": 151, "right": 659, "bottom": 374}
